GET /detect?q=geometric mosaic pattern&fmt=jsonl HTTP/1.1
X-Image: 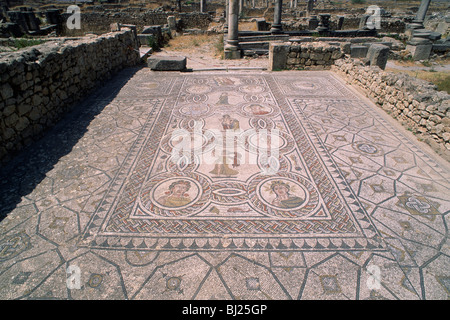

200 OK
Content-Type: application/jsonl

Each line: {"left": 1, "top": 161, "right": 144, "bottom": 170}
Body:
{"left": 0, "top": 69, "right": 449, "bottom": 300}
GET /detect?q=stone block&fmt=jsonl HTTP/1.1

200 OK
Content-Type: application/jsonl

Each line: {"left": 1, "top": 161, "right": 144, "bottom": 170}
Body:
{"left": 428, "top": 32, "right": 442, "bottom": 41}
{"left": 366, "top": 44, "right": 390, "bottom": 70}
{"left": 432, "top": 43, "right": 450, "bottom": 53}
{"left": 224, "top": 48, "right": 242, "bottom": 60}
{"left": 0, "top": 83, "right": 14, "bottom": 100}
{"left": 147, "top": 56, "right": 187, "bottom": 71}
{"left": 167, "top": 16, "right": 176, "bottom": 30}
{"left": 406, "top": 44, "right": 432, "bottom": 61}
{"left": 350, "top": 45, "right": 368, "bottom": 58}
{"left": 269, "top": 43, "right": 290, "bottom": 71}
{"left": 1, "top": 22, "right": 24, "bottom": 37}
{"left": 435, "top": 22, "right": 448, "bottom": 35}
{"left": 142, "top": 25, "right": 162, "bottom": 43}
{"left": 110, "top": 23, "right": 120, "bottom": 32}
{"left": 310, "top": 53, "right": 324, "bottom": 60}
{"left": 341, "top": 42, "right": 351, "bottom": 54}
{"left": 308, "top": 16, "right": 319, "bottom": 30}
{"left": 142, "top": 25, "right": 162, "bottom": 35}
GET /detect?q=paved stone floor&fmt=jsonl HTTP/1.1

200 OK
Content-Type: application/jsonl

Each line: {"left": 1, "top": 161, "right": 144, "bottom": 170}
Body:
{"left": 0, "top": 67, "right": 449, "bottom": 300}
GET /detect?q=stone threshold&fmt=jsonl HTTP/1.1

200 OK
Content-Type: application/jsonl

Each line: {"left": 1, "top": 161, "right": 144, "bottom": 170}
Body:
{"left": 190, "top": 67, "right": 268, "bottom": 72}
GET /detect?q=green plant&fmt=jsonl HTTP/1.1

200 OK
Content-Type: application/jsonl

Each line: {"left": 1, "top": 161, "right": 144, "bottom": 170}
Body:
{"left": 351, "top": 0, "right": 365, "bottom": 4}
{"left": 400, "top": 54, "right": 414, "bottom": 62}
{"left": 436, "top": 75, "right": 450, "bottom": 93}
{"left": 147, "top": 36, "right": 159, "bottom": 51}
{"left": 311, "top": 32, "right": 327, "bottom": 38}
{"left": 13, "top": 38, "right": 45, "bottom": 49}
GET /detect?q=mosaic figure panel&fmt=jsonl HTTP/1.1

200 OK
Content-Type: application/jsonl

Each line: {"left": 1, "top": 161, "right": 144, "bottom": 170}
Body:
{"left": 80, "top": 73, "right": 383, "bottom": 252}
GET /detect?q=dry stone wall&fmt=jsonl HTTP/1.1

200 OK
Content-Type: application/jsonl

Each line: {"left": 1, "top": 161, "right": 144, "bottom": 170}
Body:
{"left": 62, "top": 11, "right": 213, "bottom": 35}
{"left": 269, "top": 42, "right": 344, "bottom": 70}
{"left": 272, "top": 15, "right": 409, "bottom": 33}
{"left": 0, "top": 30, "right": 140, "bottom": 163}
{"left": 332, "top": 58, "right": 450, "bottom": 160}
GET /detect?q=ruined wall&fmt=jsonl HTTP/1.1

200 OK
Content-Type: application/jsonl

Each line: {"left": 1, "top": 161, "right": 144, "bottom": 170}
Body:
{"left": 62, "top": 11, "right": 213, "bottom": 35}
{"left": 332, "top": 58, "right": 450, "bottom": 160}
{"left": 0, "top": 30, "right": 140, "bottom": 163}
{"left": 269, "top": 42, "right": 344, "bottom": 71}
{"left": 280, "top": 15, "right": 410, "bottom": 33}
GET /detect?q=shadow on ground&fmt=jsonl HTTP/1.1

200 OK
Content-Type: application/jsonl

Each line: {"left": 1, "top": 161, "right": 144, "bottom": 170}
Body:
{"left": 0, "top": 66, "right": 143, "bottom": 222}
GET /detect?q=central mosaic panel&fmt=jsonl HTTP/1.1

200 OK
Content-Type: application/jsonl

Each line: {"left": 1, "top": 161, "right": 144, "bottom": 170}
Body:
{"left": 80, "top": 73, "right": 383, "bottom": 252}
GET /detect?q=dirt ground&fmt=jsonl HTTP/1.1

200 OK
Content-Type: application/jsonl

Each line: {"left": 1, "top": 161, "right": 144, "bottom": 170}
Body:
{"left": 149, "top": 34, "right": 269, "bottom": 70}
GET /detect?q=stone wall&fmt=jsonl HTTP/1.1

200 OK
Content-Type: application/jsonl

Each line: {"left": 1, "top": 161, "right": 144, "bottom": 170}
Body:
{"left": 270, "top": 15, "right": 409, "bottom": 33}
{"left": 0, "top": 30, "right": 140, "bottom": 163}
{"left": 269, "top": 42, "right": 343, "bottom": 71}
{"left": 332, "top": 58, "right": 450, "bottom": 160}
{"left": 62, "top": 11, "right": 213, "bottom": 35}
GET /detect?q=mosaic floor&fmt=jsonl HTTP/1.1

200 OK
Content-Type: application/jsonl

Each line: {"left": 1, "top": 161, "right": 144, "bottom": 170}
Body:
{"left": 0, "top": 68, "right": 449, "bottom": 300}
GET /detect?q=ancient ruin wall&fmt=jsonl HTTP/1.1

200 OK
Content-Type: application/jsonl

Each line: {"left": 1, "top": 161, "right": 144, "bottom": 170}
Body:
{"left": 269, "top": 42, "right": 344, "bottom": 71}
{"left": 332, "top": 58, "right": 450, "bottom": 160}
{"left": 0, "top": 30, "right": 140, "bottom": 163}
{"left": 62, "top": 11, "right": 213, "bottom": 35}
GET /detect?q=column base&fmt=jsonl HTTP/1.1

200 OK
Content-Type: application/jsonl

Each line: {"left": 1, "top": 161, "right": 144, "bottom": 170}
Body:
{"left": 409, "top": 20, "right": 424, "bottom": 30}
{"left": 409, "top": 29, "right": 432, "bottom": 46}
{"left": 406, "top": 44, "right": 432, "bottom": 61}
{"left": 270, "top": 26, "right": 283, "bottom": 34}
{"left": 224, "top": 47, "right": 242, "bottom": 59}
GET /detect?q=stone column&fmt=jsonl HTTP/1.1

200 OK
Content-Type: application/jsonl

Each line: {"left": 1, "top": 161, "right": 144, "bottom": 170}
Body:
{"left": 271, "top": 0, "right": 283, "bottom": 34}
{"left": 225, "top": 0, "right": 241, "bottom": 59}
{"left": 224, "top": 0, "right": 229, "bottom": 33}
{"left": 410, "top": 0, "right": 431, "bottom": 30}
{"left": 306, "top": 0, "right": 314, "bottom": 16}
{"left": 239, "top": 0, "right": 244, "bottom": 15}
{"left": 200, "top": 0, "right": 206, "bottom": 13}
{"left": 405, "top": 0, "right": 432, "bottom": 47}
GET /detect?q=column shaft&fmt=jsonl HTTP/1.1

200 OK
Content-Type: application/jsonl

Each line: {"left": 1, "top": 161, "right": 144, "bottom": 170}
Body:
{"left": 271, "top": 0, "right": 283, "bottom": 34}
{"left": 225, "top": 0, "right": 241, "bottom": 59}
